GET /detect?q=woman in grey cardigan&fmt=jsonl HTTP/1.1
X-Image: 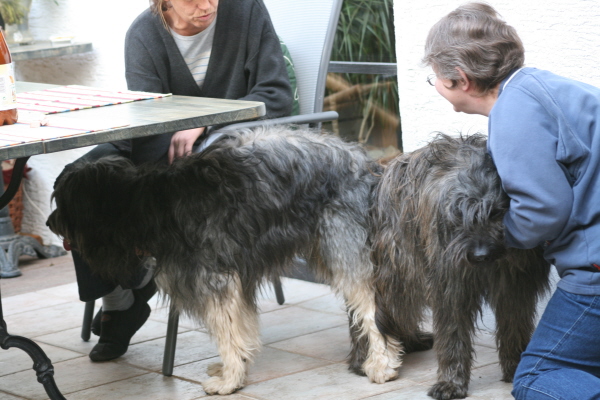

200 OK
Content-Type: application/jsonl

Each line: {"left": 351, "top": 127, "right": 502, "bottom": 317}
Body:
{"left": 66, "top": 0, "right": 292, "bottom": 362}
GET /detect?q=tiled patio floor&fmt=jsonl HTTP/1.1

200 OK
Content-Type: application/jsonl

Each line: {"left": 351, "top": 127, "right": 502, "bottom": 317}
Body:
{"left": 0, "top": 254, "right": 514, "bottom": 399}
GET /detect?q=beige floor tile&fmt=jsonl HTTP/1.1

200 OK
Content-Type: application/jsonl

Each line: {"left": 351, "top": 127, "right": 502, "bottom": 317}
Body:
{"left": 267, "top": 325, "right": 351, "bottom": 362}
{"left": 297, "top": 292, "right": 347, "bottom": 315}
{"left": 466, "top": 363, "right": 515, "bottom": 399}
{"left": 35, "top": 282, "right": 80, "bottom": 301}
{"left": 148, "top": 303, "right": 206, "bottom": 331}
{"left": 259, "top": 306, "right": 348, "bottom": 345}
{"left": 35, "top": 318, "right": 189, "bottom": 357}
{"left": 474, "top": 329, "right": 497, "bottom": 348}
{"left": 473, "top": 344, "right": 502, "bottom": 368}
{"left": 0, "top": 391, "right": 25, "bottom": 400}
{"left": 0, "top": 357, "right": 146, "bottom": 400}
{"left": 1, "top": 291, "right": 71, "bottom": 317}
{"left": 35, "top": 326, "right": 97, "bottom": 354}
{"left": 240, "top": 363, "right": 411, "bottom": 400}
{"left": 366, "top": 361, "right": 511, "bottom": 400}
{"left": 395, "top": 350, "right": 438, "bottom": 385}
{"left": 0, "top": 255, "right": 75, "bottom": 298}
{"left": 397, "top": 345, "right": 504, "bottom": 384}
{"left": 258, "top": 297, "right": 291, "bottom": 313}
{"left": 247, "top": 346, "right": 333, "bottom": 384}
{"left": 273, "top": 278, "right": 333, "bottom": 304}
{"left": 360, "top": 383, "right": 434, "bottom": 400}
{"left": 0, "top": 342, "right": 82, "bottom": 376}
{"left": 4, "top": 302, "right": 85, "bottom": 338}
{"left": 66, "top": 372, "right": 206, "bottom": 400}
{"left": 122, "top": 330, "right": 219, "bottom": 371}
{"left": 130, "top": 318, "right": 189, "bottom": 344}
{"left": 173, "top": 346, "right": 332, "bottom": 387}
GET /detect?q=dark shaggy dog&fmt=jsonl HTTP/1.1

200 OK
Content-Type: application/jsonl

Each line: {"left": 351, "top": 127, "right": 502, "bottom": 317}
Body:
{"left": 47, "top": 126, "right": 403, "bottom": 395}
{"left": 370, "top": 134, "right": 551, "bottom": 400}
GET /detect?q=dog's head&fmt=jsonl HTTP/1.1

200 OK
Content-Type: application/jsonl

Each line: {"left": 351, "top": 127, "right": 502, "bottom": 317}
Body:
{"left": 426, "top": 134, "right": 509, "bottom": 266}
{"left": 47, "top": 156, "right": 144, "bottom": 285}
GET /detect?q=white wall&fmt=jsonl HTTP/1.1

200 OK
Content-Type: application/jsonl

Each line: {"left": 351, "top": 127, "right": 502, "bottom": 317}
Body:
{"left": 16, "top": 0, "right": 149, "bottom": 246}
{"left": 394, "top": 0, "right": 600, "bottom": 151}
{"left": 393, "top": 0, "right": 600, "bottom": 329}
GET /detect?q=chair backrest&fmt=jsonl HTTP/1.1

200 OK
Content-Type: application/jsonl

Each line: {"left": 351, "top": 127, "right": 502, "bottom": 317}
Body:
{"left": 262, "top": 0, "right": 343, "bottom": 115}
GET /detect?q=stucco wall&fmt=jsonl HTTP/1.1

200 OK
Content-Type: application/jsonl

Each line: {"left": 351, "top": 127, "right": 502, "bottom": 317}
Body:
{"left": 16, "top": 0, "right": 148, "bottom": 246}
{"left": 394, "top": 0, "right": 600, "bottom": 151}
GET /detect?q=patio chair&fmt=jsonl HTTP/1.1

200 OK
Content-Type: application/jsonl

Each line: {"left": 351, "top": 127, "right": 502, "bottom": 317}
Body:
{"left": 81, "top": 0, "right": 343, "bottom": 376}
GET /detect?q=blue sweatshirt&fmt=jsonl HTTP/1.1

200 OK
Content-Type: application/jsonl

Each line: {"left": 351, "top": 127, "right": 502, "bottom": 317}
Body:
{"left": 488, "top": 67, "right": 600, "bottom": 295}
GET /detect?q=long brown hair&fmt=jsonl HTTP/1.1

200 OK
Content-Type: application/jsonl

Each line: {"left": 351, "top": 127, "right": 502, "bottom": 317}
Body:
{"left": 149, "top": 0, "right": 170, "bottom": 30}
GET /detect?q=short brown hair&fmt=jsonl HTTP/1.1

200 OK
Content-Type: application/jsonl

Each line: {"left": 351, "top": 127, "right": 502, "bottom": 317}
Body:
{"left": 422, "top": 2, "right": 524, "bottom": 94}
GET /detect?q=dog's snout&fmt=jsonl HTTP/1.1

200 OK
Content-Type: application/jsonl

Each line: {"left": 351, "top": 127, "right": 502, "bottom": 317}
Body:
{"left": 468, "top": 244, "right": 500, "bottom": 264}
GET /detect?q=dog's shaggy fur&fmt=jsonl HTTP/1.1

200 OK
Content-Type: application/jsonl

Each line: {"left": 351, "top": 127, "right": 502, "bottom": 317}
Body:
{"left": 370, "top": 134, "right": 551, "bottom": 400}
{"left": 47, "top": 126, "right": 403, "bottom": 395}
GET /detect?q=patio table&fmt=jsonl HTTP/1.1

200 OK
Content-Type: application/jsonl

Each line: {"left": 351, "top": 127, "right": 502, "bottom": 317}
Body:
{"left": 0, "top": 81, "right": 265, "bottom": 399}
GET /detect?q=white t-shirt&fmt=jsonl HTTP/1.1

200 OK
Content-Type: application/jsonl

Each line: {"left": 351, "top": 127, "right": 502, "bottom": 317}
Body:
{"left": 170, "top": 17, "right": 217, "bottom": 89}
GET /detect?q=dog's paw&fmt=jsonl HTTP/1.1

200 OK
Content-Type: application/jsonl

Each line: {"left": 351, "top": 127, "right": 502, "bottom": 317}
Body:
{"left": 427, "top": 381, "right": 468, "bottom": 400}
{"left": 501, "top": 371, "right": 515, "bottom": 383}
{"left": 363, "top": 359, "right": 399, "bottom": 384}
{"left": 499, "top": 361, "right": 517, "bottom": 383}
{"left": 202, "top": 376, "right": 243, "bottom": 395}
{"left": 206, "top": 362, "right": 223, "bottom": 377}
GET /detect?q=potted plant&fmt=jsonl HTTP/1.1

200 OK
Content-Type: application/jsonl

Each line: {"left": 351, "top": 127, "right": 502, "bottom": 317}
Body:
{"left": 325, "top": 0, "right": 400, "bottom": 153}
{"left": 0, "top": 0, "right": 57, "bottom": 44}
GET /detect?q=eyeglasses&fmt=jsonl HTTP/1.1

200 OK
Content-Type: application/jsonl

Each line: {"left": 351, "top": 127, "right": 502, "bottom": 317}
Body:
{"left": 426, "top": 74, "right": 436, "bottom": 86}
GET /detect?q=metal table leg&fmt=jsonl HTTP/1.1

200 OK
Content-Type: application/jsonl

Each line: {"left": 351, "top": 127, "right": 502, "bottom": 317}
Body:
{"left": 0, "top": 157, "right": 67, "bottom": 399}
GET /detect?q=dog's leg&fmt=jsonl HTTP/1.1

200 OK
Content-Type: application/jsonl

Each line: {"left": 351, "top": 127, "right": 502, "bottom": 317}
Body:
{"left": 489, "top": 251, "right": 550, "bottom": 382}
{"left": 342, "top": 280, "right": 402, "bottom": 383}
{"left": 200, "top": 274, "right": 260, "bottom": 395}
{"left": 428, "top": 276, "right": 480, "bottom": 400}
{"left": 347, "top": 306, "right": 369, "bottom": 376}
{"left": 317, "top": 209, "right": 401, "bottom": 383}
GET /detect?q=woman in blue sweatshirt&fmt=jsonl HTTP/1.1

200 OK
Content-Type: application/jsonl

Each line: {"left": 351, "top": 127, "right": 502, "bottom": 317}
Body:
{"left": 424, "top": 3, "right": 600, "bottom": 399}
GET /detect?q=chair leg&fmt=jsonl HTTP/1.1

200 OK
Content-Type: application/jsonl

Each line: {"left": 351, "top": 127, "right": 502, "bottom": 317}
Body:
{"left": 81, "top": 301, "right": 95, "bottom": 342}
{"left": 162, "top": 307, "right": 179, "bottom": 376}
{"left": 273, "top": 276, "right": 285, "bottom": 305}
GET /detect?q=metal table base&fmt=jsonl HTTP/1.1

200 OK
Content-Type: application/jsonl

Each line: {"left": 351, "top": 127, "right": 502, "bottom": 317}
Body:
{"left": 0, "top": 157, "right": 66, "bottom": 400}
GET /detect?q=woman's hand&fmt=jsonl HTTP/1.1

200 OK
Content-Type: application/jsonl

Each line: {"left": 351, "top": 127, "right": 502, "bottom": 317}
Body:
{"left": 168, "top": 127, "right": 205, "bottom": 164}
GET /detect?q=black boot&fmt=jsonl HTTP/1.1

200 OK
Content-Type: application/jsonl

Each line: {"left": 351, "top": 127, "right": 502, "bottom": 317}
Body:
{"left": 91, "top": 279, "right": 157, "bottom": 336}
{"left": 89, "top": 293, "right": 151, "bottom": 362}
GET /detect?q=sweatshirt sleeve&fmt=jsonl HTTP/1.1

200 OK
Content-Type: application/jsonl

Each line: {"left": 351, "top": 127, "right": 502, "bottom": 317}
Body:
{"left": 488, "top": 87, "right": 573, "bottom": 249}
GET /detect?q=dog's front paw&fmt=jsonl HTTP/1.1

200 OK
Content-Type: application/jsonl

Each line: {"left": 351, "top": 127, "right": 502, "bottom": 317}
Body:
{"left": 501, "top": 371, "right": 515, "bottom": 383}
{"left": 499, "top": 360, "right": 518, "bottom": 383}
{"left": 427, "top": 381, "right": 468, "bottom": 400}
{"left": 202, "top": 376, "right": 243, "bottom": 395}
{"left": 362, "top": 356, "right": 399, "bottom": 384}
{"left": 362, "top": 340, "right": 402, "bottom": 383}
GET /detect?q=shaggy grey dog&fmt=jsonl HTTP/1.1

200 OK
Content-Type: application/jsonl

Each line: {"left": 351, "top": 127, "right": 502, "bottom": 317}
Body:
{"left": 370, "top": 133, "right": 551, "bottom": 400}
{"left": 46, "top": 126, "right": 403, "bottom": 395}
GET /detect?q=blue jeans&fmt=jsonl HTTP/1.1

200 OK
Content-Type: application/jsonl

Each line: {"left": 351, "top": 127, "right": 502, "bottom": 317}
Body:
{"left": 512, "top": 288, "right": 600, "bottom": 399}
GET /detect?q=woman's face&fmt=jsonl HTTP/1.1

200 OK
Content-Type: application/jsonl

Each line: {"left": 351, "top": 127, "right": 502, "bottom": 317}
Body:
{"left": 166, "top": 0, "right": 219, "bottom": 36}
